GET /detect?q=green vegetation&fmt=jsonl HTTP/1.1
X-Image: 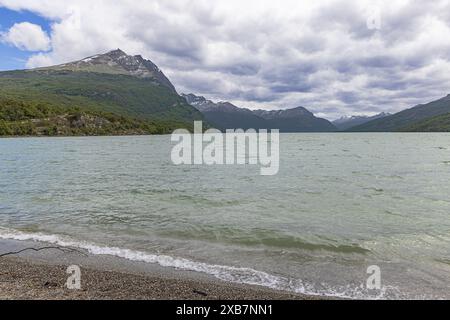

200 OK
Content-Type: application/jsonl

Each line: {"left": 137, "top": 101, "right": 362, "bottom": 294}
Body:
{"left": 348, "top": 94, "right": 450, "bottom": 132}
{"left": 400, "top": 112, "right": 450, "bottom": 132}
{"left": 0, "top": 68, "right": 205, "bottom": 137}
{"left": 0, "top": 69, "right": 203, "bottom": 122}
{"left": 0, "top": 97, "right": 194, "bottom": 136}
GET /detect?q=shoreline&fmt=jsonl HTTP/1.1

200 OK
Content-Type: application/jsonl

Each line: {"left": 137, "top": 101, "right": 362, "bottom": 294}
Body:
{"left": 0, "top": 134, "right": 170, "bottom": 139}
{"left": 0, "top": 239, "right": 323, "bottom": 300}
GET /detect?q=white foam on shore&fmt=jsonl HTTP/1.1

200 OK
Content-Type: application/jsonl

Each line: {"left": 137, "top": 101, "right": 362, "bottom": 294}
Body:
{"left": 0, "top": 227, "right": 397, "bottom": 299}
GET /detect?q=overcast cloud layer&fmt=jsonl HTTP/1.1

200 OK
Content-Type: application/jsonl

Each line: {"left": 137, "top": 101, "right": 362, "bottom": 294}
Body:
{"left": 1, "top": 0, "right": 450, "bottom": 119}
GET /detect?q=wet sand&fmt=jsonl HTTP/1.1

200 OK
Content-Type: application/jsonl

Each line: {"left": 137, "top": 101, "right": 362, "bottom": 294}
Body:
{"left": 0, "top": 239, "right": 322, "bottom": 300}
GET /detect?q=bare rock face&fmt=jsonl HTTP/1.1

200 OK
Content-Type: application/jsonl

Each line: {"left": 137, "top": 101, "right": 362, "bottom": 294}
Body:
{"left": 42, "top": 49, "right": 177, "bottom": 93}
{"left": 181, "top": 94, "right": 254, "bottom": 114}
{"left": 68, "top": 114, "right": 111, "bottom": 129}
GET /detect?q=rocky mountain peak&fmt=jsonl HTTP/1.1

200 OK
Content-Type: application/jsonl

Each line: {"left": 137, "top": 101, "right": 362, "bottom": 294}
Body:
{"left": 105, "top": 48, "right": 127, "bottom": 59}
{"left": 332, "top": 112, "right": 392, "bottom": 131}
{"left": 45, "top": 49, "right": 176, "bottom": 93}
{"left": 253, "top": 107, "right": 313, "bottom": 120}
{"left": 181, "top": 93, "right": 208, "bottom": 106}
{"left": 181, "top": 93, "right": 254, "bottom": 114}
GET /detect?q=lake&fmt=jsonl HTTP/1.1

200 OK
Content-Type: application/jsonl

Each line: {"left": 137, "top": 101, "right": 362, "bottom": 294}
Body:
{"left": 0, "top": 133, "right": 449, "bottom": 299}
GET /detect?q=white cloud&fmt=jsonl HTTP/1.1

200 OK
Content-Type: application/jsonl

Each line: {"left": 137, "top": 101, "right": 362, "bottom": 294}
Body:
{"left": 25, "top": 52, "right": 54, "bottom": 68}
{"left": 1, "top": 0, "right": 450, "bottom": 118}
{"left": 1, "top": 22, "right": 51, "bottom": 51}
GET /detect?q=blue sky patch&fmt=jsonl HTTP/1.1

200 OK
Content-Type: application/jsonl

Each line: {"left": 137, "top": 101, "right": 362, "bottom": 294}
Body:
{"left": 0, "top": 7, "right": 52, "bottom": 71}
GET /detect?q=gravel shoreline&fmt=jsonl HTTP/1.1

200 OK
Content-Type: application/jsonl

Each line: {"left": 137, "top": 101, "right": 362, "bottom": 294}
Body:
{"left": 0, "top": 239, "right": 323, "bottom": 300}
{"left": 0, "top": 257, "right": 321, "bottom": 300}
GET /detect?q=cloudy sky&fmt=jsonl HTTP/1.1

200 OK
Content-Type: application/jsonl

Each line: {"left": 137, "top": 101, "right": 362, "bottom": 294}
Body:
{"left": 1, "top": 0, "right": 450, "bottom": 120}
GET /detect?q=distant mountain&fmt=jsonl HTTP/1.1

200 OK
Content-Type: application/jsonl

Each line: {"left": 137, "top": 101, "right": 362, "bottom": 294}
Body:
{"left": 253, "top": 107, "right": 337, "bottom": 132}
{"left": 399, "top": 112, "right": 450, "bottom": 132}
{"left": 333, "top": 113, "right": 391, "bottom": 131}
{"left": 348, "top": 94, "right": 450, "bottom": 132}
{"left": 182, "top": 94, "right": 268, "bottom": 130}
{"left": 0, "top": 49, "right": 203, "bottom": 135}
{"left": 182, "top": 93, "right": 337, "bottom": 132}
{"left": 39, "top": 49, "right": 177, "bottom": 93}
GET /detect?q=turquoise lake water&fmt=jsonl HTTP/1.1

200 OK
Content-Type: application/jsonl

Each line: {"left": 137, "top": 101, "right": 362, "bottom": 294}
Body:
{"left": 0, "top": 133, "right": 449, "bottom": 299}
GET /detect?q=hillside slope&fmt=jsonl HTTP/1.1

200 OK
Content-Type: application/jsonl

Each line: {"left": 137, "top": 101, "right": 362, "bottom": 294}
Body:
{"left": 348, "top": 94, "right": 450, "bottom": 132}
{"left": 399, "top": 112, "right": 450, "bottom": 132}
{"left": 333, "top": 113, "right": 390, "bottom": 131}
{"left": 254, "top": 107, "right": 337, "bottom": 132}
{"left": 38, "top": 49, "right": 177, "bottom": 93}
{"left": 0, "top": 50, "right": 203, "bottom": 132}
{"left": 0, "top": 97, "right": 189, "bottom": 136}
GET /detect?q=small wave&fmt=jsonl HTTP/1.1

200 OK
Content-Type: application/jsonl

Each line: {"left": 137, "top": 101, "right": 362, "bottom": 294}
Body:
{"left": 162, "top": 226, "right": 370, "bottom": 254}
{"left": 0, "top": 227, "right": 398, "bottom": 299}
{"left": 436, "top": 259, "right": 450, "bottom": 266}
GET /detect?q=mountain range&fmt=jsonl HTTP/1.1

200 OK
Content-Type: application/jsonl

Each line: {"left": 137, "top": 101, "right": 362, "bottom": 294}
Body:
{"left": 181, "top": 94, "right": 337, "bottom": 132}
{"left": 1, "top": 48, "right": 450, "bottom": 136}
{"left": 182, "top": 93, "right": 450, "bottom": 133}
{"left": 332, "top": 113, "right": 391, "bottom": 131}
